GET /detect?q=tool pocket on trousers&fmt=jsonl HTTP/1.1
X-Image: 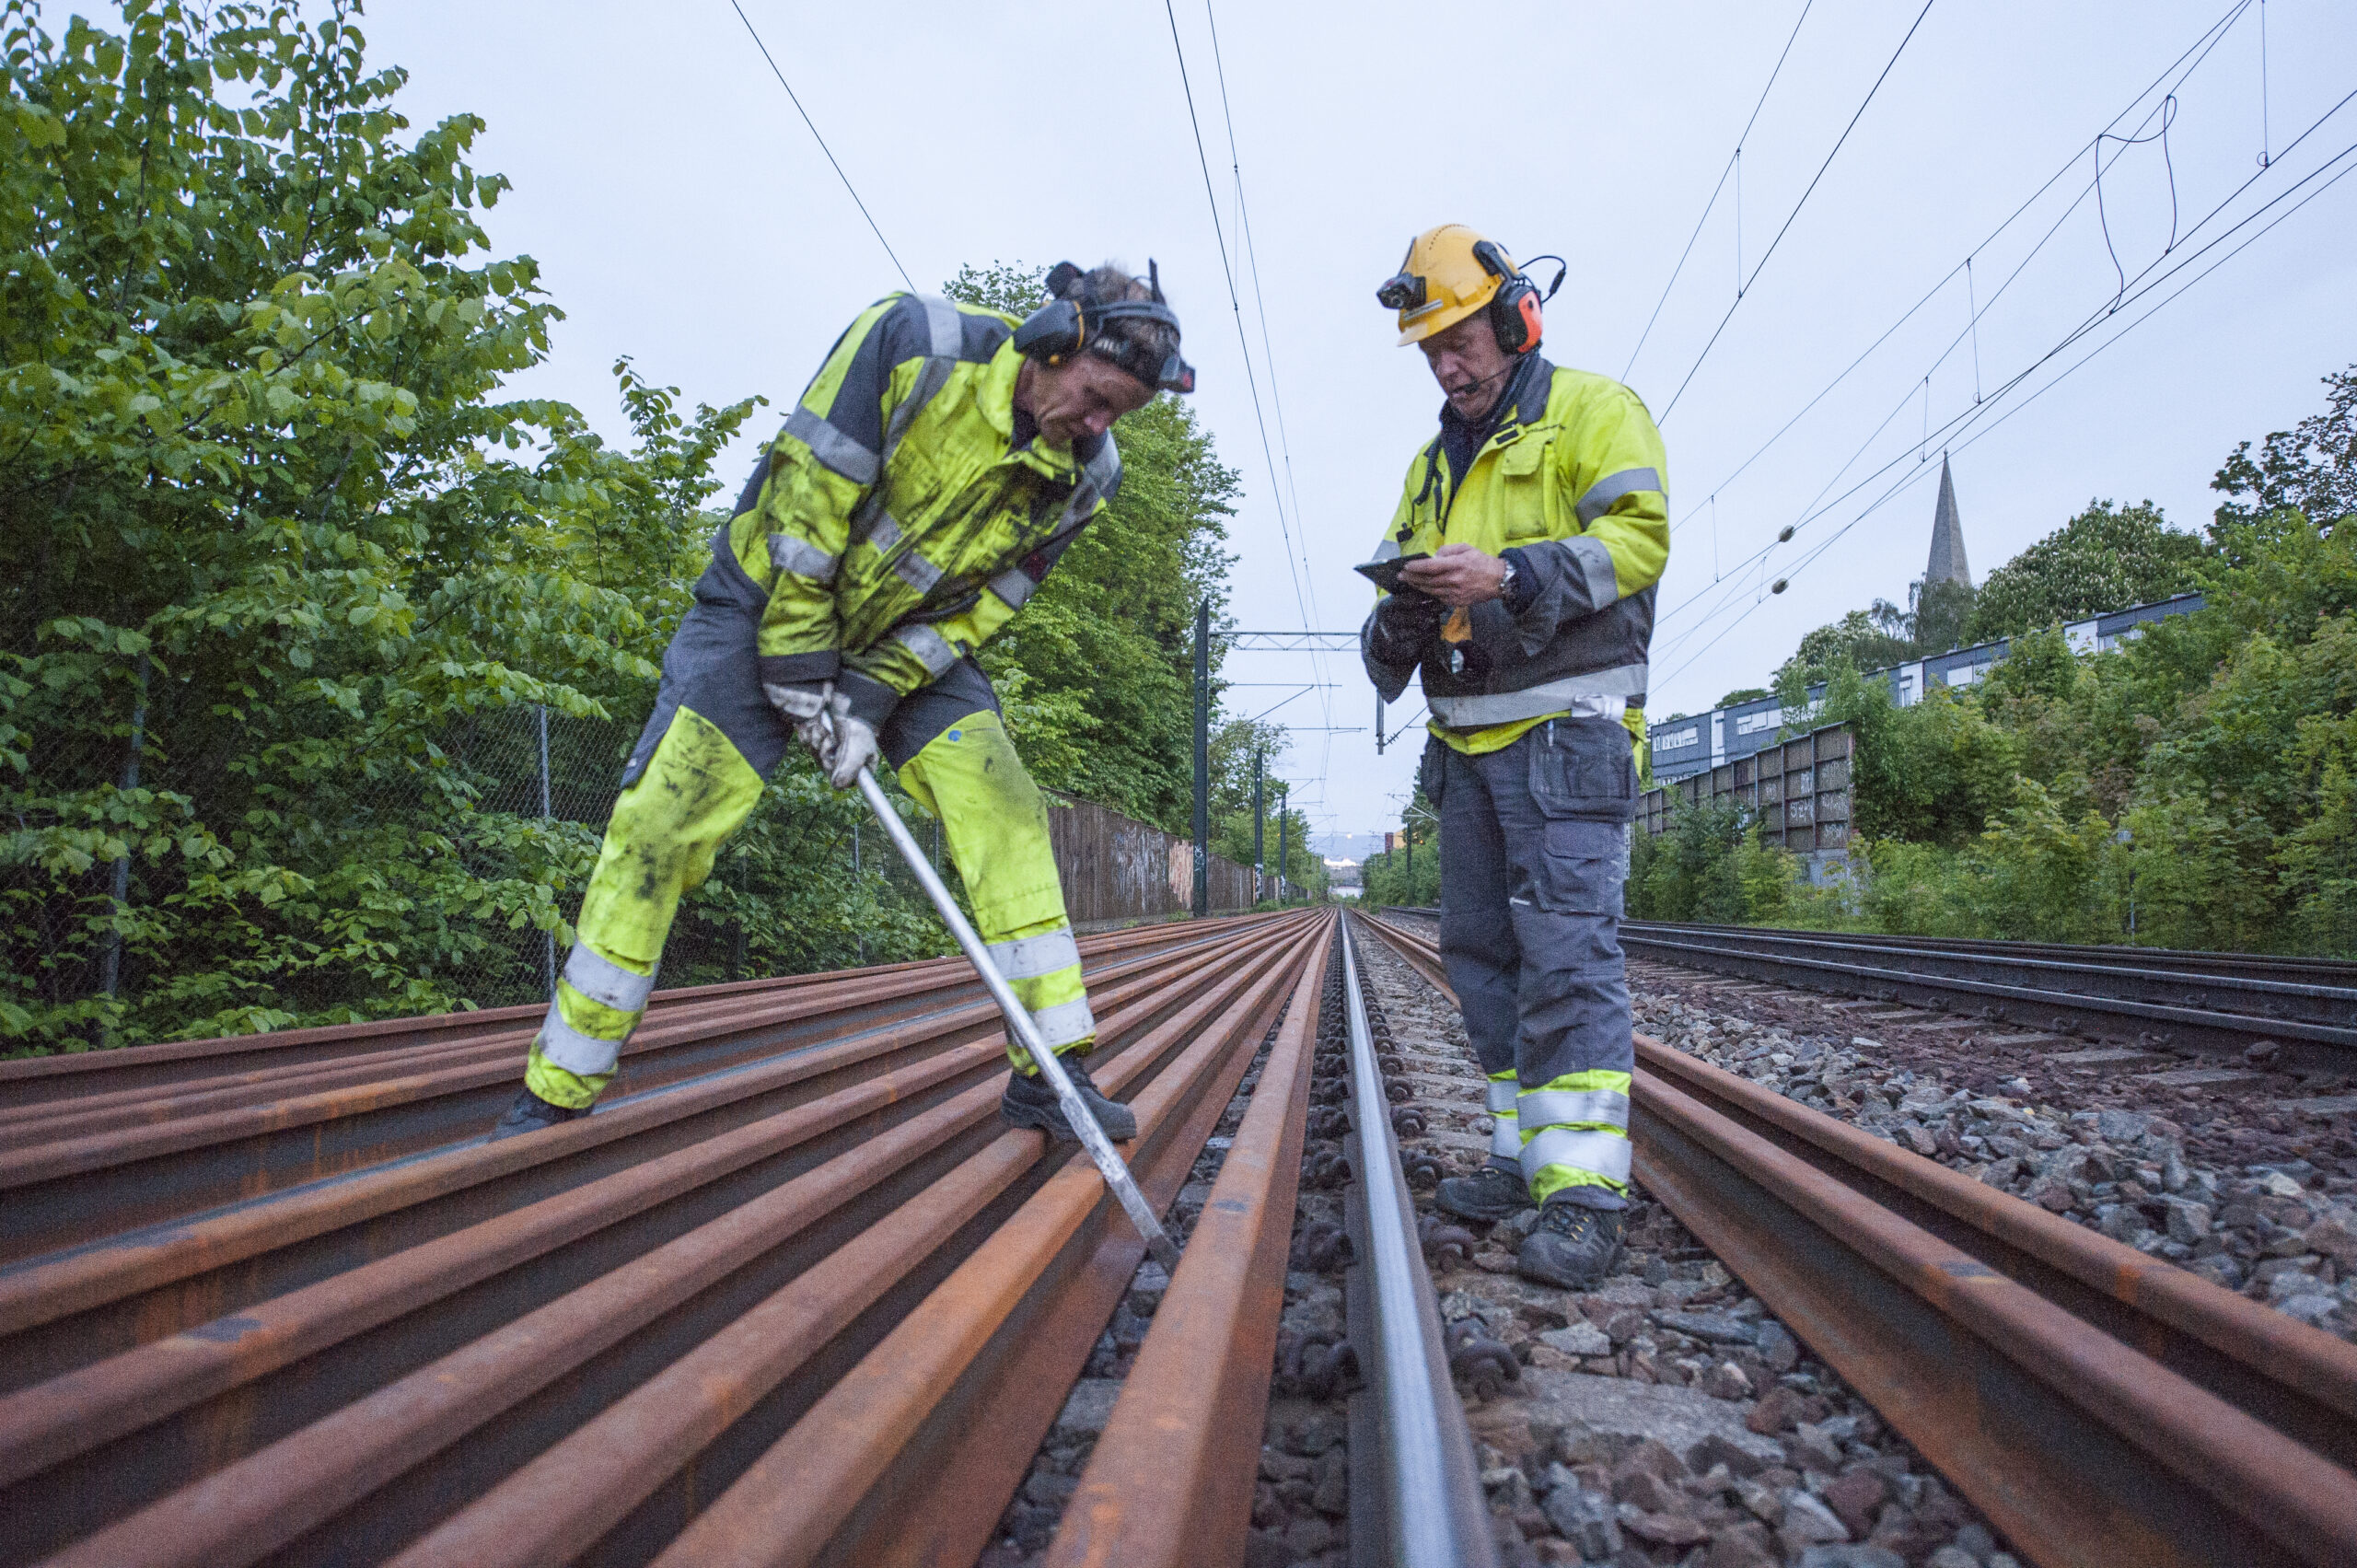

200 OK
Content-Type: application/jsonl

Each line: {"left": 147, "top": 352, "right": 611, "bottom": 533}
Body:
{"left": 1527, "top": 717, "right": 1636, "bottom": 822}
{"left": 1538, "top": 819, "right": 1628, "bottom": 917}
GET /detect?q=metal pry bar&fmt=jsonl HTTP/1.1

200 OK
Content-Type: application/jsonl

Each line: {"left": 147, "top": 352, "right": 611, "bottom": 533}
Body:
{"left": 836, "top": 744, "right": 1182, "bottom": 1273}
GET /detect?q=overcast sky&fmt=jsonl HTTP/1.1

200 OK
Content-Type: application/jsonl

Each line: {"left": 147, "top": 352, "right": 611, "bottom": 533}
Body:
{"left": 352, "top": 0, "right": 2355, "bottom": 847}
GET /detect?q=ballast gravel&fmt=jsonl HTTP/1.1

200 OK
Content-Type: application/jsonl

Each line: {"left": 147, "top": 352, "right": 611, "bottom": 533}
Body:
{"left": 1317, "top": 935, "right": 2020, "bottom": 1568}
{"left": 1628, "top": 959, "right": 2357, "bottom": 1344}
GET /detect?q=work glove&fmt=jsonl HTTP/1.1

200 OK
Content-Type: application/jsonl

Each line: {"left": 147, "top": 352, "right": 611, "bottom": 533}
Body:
{"left": 764, "top": 679, "right": 837, "bottom": 760}
{"left": 1367, "top": 587, "right": 1446, "bottom": 667}
{"left": 821, "top": 690, "right": 879, "bottom": 790}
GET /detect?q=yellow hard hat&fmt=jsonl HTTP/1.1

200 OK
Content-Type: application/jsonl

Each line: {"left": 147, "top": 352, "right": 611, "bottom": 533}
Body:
{"left": 1377, "top": 224, "right": 1515, "bottom": 347}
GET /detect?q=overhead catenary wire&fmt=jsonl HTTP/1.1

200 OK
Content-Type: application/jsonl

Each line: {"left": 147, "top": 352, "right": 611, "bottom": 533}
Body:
{"left": 1201, "top": 0, "right": 1337, "bottom": 750}
{"left": 1658, "top": 103, "right": 2357, "bottom": 662}
{"left": 1658, "top": 5, "right": 2332, "bottom": 654}
{"left": 1160, "top": 0, "right": 1333, "bottom": 814}
{"left": 1651, "top": 134, "right": 2357, "bottom": 691}
{"left": 1653, "top": 0, "right": 1940, "bottom": 424}
{"left": 1667, "top": 0, "right": 2256, "bottom": 537}
{"left": 1622, "top": 0, "right": 1816, "bottom": 384}
{"left": 1158, "top": 0, "right": 1316, "bottom": 642}
{"left": 1659, "top": 72, "right": 2357, "bottom": 656}
{"left": 725, "top": 0, "right": 913, "bottom": 292}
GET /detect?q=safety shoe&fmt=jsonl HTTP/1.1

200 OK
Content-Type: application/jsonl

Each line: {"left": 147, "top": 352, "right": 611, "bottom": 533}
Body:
{"left": 490, "top": 1086, "right": 589, "bottom": 1141}
{"left": 1515, "top": 1201, "right": 1626, "bottom": 1289}
{"left": 1001, "top": 1054, "right": 1137, "bottom": 1144}
{"left": 1434, "top": 1162, "right": 1531, "bottom": 1223}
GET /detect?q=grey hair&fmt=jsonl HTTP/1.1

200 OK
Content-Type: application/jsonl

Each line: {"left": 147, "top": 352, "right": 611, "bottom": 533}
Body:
{"left": 1057, "top": 261, "right": 1180, "bottom": 379}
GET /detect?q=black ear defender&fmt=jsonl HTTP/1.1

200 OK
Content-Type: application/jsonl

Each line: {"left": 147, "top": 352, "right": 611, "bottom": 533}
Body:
{"left": 1473, "top": 240, "right": 1567, "bottom": 355}
{"left": 1013, "top": 260, "right": 1197, "bottom": 394}
{"left": 1011, "top": 261, "right": 1091, "bottom": 366}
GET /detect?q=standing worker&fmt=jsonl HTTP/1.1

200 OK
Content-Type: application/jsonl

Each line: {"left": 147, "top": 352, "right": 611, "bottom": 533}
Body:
{"left": 1360, "top": 226, "right": 1668, "bottom": 1288}
{"left": 493, "top": 261, "right": 1194, "bottom": 1143}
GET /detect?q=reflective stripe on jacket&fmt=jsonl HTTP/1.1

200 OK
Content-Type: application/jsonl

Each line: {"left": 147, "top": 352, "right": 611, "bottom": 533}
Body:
{"left": 728, "top": 293, "right": 1120, "bottom": 726}
{"left": 1361, "top": 357, "right": 1668, "bottom": 736}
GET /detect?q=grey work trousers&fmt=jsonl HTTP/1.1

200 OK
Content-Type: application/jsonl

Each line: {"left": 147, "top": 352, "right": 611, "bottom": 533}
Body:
{"left": 1429, "top": 716, "right": 1636, "bottom": 1209}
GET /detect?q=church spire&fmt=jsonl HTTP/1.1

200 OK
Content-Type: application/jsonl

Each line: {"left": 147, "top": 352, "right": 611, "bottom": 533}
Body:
{"left": 1925, "top": 454, "right": 1970, "bottom": 588}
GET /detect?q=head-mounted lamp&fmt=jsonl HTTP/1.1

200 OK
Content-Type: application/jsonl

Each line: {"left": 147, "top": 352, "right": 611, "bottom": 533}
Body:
{"left": 1376, "top": 271, "right": 1428, "bottom": 311}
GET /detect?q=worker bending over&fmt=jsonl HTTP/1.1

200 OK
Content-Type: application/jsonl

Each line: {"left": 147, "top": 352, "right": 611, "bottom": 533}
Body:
{"left": 1360, "top": 226, "right": 1668, "bottom": 1288}
{"left": 493, "top": 261, "right": 1194, "bottom": 1143}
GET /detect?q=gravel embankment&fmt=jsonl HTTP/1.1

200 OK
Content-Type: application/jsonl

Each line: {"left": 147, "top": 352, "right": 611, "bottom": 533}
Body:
{"left": 1629, "top": 961, "right": 2357, "bottom": 1342}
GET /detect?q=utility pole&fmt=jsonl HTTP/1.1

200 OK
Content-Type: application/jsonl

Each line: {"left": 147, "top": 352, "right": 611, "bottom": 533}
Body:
{"left": 1192, "top": 598, "right": 1210, "bottom": 917}
{"left": 1276, "top": 782, "right": 1289, "bottom": 905}
{"left": 1252, "top": 749, "right": 1265, "bottom": 903}
{"left": 1375, "top": 688, "right": 1386, "bottom": 755}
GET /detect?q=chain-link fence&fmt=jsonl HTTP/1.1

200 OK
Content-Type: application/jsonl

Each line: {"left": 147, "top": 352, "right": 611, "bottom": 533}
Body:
{"left": 3, "top": 689, "right": 965, "bottom": 1053}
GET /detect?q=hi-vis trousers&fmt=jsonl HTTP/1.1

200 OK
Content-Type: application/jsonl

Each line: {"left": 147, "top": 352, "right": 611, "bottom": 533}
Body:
{"left": 1428, "top": 716, "right": 1637, "bottom": 1210}
{"left": 521, "top": 589, "right": 1091, "bottom": 1110}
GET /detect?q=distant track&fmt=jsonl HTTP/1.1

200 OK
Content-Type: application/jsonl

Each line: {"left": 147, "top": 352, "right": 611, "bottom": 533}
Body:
{"left": 1377, "top": 911, "right": 2357, "bottom": 1066}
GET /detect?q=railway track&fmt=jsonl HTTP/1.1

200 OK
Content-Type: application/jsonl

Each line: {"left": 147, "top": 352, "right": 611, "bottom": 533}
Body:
{"left": 0, "top": 907, "right": 1502, "bottom": 1567}
{"left": 1615, "top": 921, "right": 2357, "bottom": 1066}
{"left": 1385, "top": 909, "right": 2357, "bottom": 1065}
{"left": 1356, "top": 910, "right": 2357, "bottom": 1568}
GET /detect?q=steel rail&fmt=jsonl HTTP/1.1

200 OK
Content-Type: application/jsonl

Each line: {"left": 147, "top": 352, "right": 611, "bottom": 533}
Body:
{"left": 0, "top": 923, "right": 1265, "bottom": 1388}
{"left": 630, "top": 913, "right": 1329, "bottom": 1568}
{"left": 1616, "top": 924, "right": 2357, "bottom": 1063}
{"left": 1357, "top": 912, "right": 2357, "bottom": 1568}
{"left": 1628, "top": 918, "right": 2357, "bottom": 984}
{"left": 1044, "top": 915, "right": 1338, "bottom": 1568}
{"left": 0, "top": 919, "right": 1264, "bottom": 1270}
{"left": 0, "top": 912, "right": 1324, "bottom": 1567}
{"left": 1625, "top": 920, "right": 2357, "bottom": 1027}
{"left": 1334, "top": 912, "right": 1499, "bottom": 1568}
{"left": 0, "top": 917, "right": 1235, "bottom": 1121}
{"left": 1386, "top": 906, "right": 2357, "bottom": 987}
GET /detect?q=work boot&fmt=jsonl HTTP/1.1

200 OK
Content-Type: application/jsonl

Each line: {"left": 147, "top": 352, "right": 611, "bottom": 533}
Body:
{"left": 1515, "top": 1200, "right": 1626, "bottom": 1289}
{"left": 1434, "top": 1162, "right": 1530, "bottom": 1223}
{"left": 490, "top": 1086, "right": 589, "bottom": 1141}
{"left": 1001, "top": 1053, "right": 1137, "bottom": 1144}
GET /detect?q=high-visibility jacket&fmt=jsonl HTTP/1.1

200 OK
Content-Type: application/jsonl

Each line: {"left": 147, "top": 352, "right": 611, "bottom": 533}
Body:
{"left": 729, "top": 292, "right": 1120, "bottom": 728}
{"left": 1362, "top": 354, "right": 1668, "bottom": 752}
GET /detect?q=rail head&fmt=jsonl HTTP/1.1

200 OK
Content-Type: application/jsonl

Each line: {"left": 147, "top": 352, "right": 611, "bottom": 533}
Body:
{"left": 1338, "top": 914, "right": 1498, "bottom": 1568}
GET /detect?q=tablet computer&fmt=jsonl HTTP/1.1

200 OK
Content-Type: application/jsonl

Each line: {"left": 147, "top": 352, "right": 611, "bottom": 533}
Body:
{"left": 1353, "top": 552, "right": 1429, "bottom": 593}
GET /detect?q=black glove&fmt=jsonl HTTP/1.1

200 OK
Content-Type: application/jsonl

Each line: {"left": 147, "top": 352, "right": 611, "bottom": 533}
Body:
{"left": 1369, "top": 587, "right": 1446, "bottom": 666}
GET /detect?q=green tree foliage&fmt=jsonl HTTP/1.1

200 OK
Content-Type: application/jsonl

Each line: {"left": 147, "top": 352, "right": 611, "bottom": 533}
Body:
{"left": 1359, "top": 779, "right": 1436, "bottom": 908}
{"left": 2211, "top": 365, "right": 2356, "bottom": 531}
{"left": 1203, "top": 716, "right": 1322, "bottom": 897}
{"left": 1359, "top": 839, "right": 1438, "bottom": 908}
{"left": 1778, "top": 605, "right": 1920, "bottom": 686}
{"left": 0, "top": 10, "right": 1252, "bottom": 1051}
{"left": 0, "top": 0, "right": 793, "bottom": 1046}
{"left": 1628, "top": 796, "right": 1800, "bottom": 924}
{"left": 1963, "top": 501, "right": 2208, "bottom": 644}
{"left": 1662, "top": 368, "right": 2357, "bottom": 956}
{"left": 943, "top": 261, "right": 1242, "bottom": 832}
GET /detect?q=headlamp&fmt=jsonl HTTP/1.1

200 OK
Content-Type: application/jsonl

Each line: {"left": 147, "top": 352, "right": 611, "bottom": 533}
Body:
{"left": 1376, "top": 272, "right": 1427, "bottom": 312}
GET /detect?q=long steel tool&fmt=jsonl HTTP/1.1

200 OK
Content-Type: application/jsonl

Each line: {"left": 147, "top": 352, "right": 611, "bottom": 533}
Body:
{"left": 842, "top": 753, "right": 1181, "bottom": 1272}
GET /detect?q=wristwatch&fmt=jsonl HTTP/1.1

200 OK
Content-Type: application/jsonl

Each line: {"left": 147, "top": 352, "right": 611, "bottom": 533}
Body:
{"left": 1496, "top": 557, "right": 1517, "bottom": 606}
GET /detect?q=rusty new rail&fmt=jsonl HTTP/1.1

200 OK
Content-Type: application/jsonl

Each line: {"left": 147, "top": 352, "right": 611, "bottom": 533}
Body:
{"left": 1356, "top": 911, "right": 2357, "bottom": 1568}
{"left": 0, "top": 910, "right": 1362, "bottom": 1566}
